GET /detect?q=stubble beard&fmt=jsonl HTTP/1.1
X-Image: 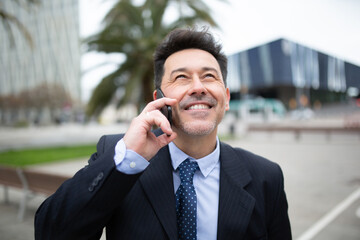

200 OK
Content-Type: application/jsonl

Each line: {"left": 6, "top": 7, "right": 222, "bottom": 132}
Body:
{"left": 177, "top": 119, "right": 217, "bottom": 136}
{"left": 173, "top": 95, "right": 224, "bottom": 136}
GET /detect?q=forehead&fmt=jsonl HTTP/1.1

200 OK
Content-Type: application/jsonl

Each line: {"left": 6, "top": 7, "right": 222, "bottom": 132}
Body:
{"left": 164, "top": 49, "right": 221, "bottom": 73}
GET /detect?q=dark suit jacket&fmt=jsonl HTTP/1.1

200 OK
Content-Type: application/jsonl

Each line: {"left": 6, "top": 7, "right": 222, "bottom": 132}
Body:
{"left": 35, "top": 134, "right": 291, "bottom": 240}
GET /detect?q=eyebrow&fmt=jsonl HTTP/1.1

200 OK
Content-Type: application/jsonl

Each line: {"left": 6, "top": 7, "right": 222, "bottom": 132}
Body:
{"left": 170, "top": 68, "right": 187, "bottom": 76}
{"left": 170, "top": 67, "right": 220, "bottom": 76}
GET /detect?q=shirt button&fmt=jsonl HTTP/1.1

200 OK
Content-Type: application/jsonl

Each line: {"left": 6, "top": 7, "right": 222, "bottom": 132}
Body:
{"left": 130, "top": 161, "right": 136, "bottom": 168}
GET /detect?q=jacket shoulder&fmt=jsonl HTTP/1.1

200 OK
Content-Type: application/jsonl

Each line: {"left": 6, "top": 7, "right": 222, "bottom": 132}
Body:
{"left": 220, "top": 141, "right": 283, "bottom": 180}
{"left": 96, "top": 134, "right": 125, "bottom": 153}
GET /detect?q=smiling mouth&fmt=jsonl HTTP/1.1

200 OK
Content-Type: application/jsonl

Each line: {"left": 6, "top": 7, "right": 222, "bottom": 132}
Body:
{"left": 186, "top": 104, "right": 211, "bottom": 110}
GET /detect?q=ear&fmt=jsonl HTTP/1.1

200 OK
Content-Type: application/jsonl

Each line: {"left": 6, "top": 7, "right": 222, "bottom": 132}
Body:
{"left": 153, "top": 90, "right": 158, "bottom": 100}
{"left": 225, "top": 88, "right": 230, "bottom": 111}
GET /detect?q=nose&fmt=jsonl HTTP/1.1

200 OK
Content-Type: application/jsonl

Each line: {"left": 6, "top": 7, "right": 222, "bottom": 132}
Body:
{"left": 188, "top": 76, "right": 207, "bottom": 96}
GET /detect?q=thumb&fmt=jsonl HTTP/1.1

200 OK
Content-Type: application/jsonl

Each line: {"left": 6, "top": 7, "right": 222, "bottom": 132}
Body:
{"left": 156, "top": 132, "right": 177, "bottom": 149}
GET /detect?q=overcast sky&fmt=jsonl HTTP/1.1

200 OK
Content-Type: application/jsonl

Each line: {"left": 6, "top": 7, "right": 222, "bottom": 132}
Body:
{"left": 79, "top": 0, "right": 360, "bottom": 102}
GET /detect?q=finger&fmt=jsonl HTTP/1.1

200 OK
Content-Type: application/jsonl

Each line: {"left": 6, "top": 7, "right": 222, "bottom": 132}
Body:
{"left": 143, "top": 98, "right": 177, "bottom": 112}
{"left": 143, "top": 110, "right": 172, "bottom": 135}
{"left": 155, "top": 131, "right": 177, "bottom": 148}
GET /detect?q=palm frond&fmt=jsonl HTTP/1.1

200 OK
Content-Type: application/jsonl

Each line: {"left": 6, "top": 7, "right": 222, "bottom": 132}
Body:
{"left": 0, "top": 0, "right": 39, "bottom": 48}
{"left": 86, "top": 0, "right": 223, "bottom": 117}
{"left": 0, "top": 9, "right": 34, "bottom": 48}
{"left": 86, "top": 68, "right": 123, "bottom": 116}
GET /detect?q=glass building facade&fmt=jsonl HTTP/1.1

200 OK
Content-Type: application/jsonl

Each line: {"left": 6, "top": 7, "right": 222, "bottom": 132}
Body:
{"left": 0, "top": 0, "right": 80, "bottom": 124}
{"left": 0, "top": 0, "right": 80, "bottom": 101}
{"left": 227, "top": 39, "right": 360, "bottom": 107}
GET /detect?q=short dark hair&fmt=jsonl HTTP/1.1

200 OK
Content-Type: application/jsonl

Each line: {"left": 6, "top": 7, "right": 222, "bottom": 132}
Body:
{"left": 153, "top": 27, "right": 228, "bottom": 89}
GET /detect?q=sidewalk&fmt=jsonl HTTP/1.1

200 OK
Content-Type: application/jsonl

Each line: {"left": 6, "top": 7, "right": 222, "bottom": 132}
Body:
{"left": 0, "top": 123, "right": 129, "bottom": 151}
{"left": 28, "top": 157, "right": 89, "bottom": 176}
{"left": 0, "top": 188, "right": 44, "bottom": 240}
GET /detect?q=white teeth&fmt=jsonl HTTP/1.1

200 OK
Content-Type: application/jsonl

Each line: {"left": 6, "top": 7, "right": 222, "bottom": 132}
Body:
{"left": 188, "top": 104, "right": 209, "bottom": 110}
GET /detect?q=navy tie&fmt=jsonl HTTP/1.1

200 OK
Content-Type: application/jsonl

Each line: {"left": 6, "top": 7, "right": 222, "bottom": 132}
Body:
{"left": 175, "top": 159, "right": 199, "bottom": 240}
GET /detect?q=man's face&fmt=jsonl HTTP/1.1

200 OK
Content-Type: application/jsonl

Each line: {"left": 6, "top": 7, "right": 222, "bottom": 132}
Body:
{"left": 159, "top": 48, "right": 230, "bottom": 137}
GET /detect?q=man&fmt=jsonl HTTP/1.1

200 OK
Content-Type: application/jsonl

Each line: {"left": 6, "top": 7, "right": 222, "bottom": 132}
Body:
{"left": 35, "top": 28, "right": 291, "bottom": 239}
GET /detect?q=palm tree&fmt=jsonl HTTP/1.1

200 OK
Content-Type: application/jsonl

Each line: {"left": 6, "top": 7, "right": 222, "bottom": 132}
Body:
{"left": 86, "top": 0, "right": 224, "bottom": 117}
{"left": 0, "top": 0, "right": 39, "bottom": 48}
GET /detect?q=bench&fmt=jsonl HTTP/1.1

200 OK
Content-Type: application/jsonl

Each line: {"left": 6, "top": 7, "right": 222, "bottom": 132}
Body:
{"left": 0, "top": 166, "right": 69, "bottom": 220}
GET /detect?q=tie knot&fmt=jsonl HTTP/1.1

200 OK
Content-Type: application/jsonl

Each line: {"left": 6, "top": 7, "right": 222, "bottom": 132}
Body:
{"left": 178, "top": 159, "right": 199, "bottom": 183}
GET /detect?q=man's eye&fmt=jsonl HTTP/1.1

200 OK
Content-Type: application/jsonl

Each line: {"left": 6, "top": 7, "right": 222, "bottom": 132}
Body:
{"left": 204, "top": 73, "right": 216, "bottom": 79}
{"left": 175, "top": 74, "right": 187, "bottom": 79}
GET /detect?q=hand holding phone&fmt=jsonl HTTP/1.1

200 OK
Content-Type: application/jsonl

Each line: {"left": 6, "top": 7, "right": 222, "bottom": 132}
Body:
{"left": 156, "top": 89, "right": 172, "bottom": 126}
{"left": 123, "top": 88, "right": 176, "bottom": 160}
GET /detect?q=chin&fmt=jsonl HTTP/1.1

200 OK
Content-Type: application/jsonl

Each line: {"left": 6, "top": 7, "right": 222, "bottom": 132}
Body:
{"left": 179, "top": 120, "right": 217, "bottom": 136}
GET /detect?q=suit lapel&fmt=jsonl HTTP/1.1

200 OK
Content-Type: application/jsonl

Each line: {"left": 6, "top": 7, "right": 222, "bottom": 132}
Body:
{"left": 217, "top": 142, "right": 255, "bottom": 240}
{"left": 139, "top": 146, "right": 178, "bottom": 240}
{"left": 137, "top": 140, "right": 255, "bottom": 240}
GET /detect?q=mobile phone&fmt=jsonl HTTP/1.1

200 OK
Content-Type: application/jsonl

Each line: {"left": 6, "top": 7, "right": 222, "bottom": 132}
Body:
{"left": 156, "top": 89, "right": 172, "bottom": 126}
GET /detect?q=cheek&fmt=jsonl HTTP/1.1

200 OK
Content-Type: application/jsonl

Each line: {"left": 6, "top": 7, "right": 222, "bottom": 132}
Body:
{"left": 165, "top": 85, "right": 187, "bottom": 100}
{"left": 208, "top": 85, "right": 228, "bottom": 101}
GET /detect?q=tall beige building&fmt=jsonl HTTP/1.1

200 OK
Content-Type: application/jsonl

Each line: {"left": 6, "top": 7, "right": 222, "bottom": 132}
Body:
{"left": 0, "top": 0, "right": 81, "bottom": 124}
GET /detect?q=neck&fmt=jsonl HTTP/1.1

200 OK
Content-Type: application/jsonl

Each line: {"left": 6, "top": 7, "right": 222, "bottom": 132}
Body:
{"left": 173, "top": 128, "right": 218, "bottom": 159}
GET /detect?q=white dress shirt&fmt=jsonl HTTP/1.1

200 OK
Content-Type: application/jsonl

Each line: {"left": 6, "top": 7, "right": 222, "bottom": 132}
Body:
{"left": 114, "top": 138, "right": 220, "bottom": 240}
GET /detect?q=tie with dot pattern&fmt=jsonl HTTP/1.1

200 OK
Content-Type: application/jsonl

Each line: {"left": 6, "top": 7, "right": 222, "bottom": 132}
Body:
{"left": 175, "top": 159, "right": 199, "bottom": 240}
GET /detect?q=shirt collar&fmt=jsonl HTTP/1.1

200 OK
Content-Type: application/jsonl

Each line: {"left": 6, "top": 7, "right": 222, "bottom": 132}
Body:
{"left": 169, "top": 137, "right": 220, "bottom": 178}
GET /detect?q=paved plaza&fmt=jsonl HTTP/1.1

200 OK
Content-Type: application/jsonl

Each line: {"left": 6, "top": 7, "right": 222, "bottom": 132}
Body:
{"left": 0, "top": 123, "right": 359, "bottom": 239}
